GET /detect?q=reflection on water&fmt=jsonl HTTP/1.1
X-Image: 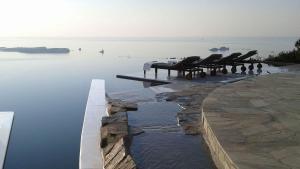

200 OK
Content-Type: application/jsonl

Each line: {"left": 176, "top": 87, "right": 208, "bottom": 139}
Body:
{"left": 131, "top": 132, "right": 215, "bottom": 169}
{"left": 257, "top": 68, "right": 263, "bottom": 74}
{"left": 128, "top": 102, "right": 215, "bottom": 169}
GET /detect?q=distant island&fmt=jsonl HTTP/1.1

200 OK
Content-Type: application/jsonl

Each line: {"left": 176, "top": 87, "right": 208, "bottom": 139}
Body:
{"left": 209, "top": 46, "right": 230, "bottom": 52}
{"left": 0, "top": 47, "right": 70, "bottom": 54}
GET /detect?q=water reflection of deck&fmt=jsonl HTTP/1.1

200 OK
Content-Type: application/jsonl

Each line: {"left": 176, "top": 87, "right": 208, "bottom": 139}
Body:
{"left": 0, "top": 112, "right": 14, "bottom": 169}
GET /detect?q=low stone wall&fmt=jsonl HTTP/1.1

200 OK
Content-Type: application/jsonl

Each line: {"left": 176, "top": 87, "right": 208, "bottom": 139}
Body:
{"left": 201, "top": 110, "right": 238, "bottom": 169}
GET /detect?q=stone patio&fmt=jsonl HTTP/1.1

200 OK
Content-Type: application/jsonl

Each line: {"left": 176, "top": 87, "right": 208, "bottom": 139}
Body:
{"left": 202, "top": 73, "right": 300, "bottom": 169}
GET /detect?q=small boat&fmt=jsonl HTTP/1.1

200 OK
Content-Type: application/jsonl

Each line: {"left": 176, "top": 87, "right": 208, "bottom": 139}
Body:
{"left": 99, "top": 49, "right": 104, "bottom": 54}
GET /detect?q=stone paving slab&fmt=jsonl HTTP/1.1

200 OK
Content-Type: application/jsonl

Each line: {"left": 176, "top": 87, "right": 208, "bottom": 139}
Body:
{"left": 202, "top": 73, "right": 300, "bottom": 169}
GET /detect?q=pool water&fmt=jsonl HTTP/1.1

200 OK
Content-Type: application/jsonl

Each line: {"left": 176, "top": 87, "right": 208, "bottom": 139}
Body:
{"left": 128, "top": 102, "right": 216, "bottom": 169}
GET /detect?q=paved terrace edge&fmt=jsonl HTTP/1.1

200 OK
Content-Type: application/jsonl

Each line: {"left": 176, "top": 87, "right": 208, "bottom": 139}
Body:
{"left": 201, "top": 109, "right": 238, "bottom": 169}
{"left": 201, "top": 73, "right": 300, "bottom": 169}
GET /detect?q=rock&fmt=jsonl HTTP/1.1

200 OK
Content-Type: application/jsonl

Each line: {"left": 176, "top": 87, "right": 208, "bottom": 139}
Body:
{"left": 101, "top": 122, "right": 128, "bottom": 147}
{"left": 181, "top": 123, "right": 201, "bottom": 135}
{"left": 108, "top": 106, "right": 127, "bottom": 115}
{"left": 155, "top": 84, "right": 220, "bottom": 135}
{"left": 115, "top": 155, "right": 136, "bottom": 169}
{"left": 107, "top": 99, "right": 138, "bottom": 115}
{"left": 101, "top": 99, "right": 138, "bottom": 169}
{"left": 165, "top": 94, "right": 177, "bottom": 101}
{"left": 105, "top": 138, "right": 127, "bottom": 169}
{"left": 155, "top": 92, "right": 173, "bottom": 102}
{"left": 177, "top": 111, "right": 201, "bottom": 122}
{"left": 103, "top": 142, "right": 115, "bottom": 156}
{"left": 177, "top": 110, "right": 202, "bottom": 135}
{"left": 110, "top": 106, "right": 127, "bottom": 112}
{"left": 104, "top": 138, "right": 137, "bottom": 169}
{"left": 114, "top": 102, "right": 137, "bottom": 111}
{"left": 102, "top": 112, "right": 128, "bottom": 126}
{"left": 129, "top": 126, "right": 144, "bottom": 136}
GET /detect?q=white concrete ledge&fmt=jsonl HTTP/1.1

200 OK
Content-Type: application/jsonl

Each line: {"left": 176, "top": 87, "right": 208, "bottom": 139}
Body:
{"left": 0, "top": 112, "right": 14, "bottom": 169}
{"left": 80, "top": 80, "right": 107, "bottom": 169}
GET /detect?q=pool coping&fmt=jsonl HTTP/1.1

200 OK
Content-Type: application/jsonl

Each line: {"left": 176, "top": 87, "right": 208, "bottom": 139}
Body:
{"left": 0, "top": 111, "right": 14, "bottom": 169}
{"left": 79, "top": 79, "right": 107, "bottom": 169}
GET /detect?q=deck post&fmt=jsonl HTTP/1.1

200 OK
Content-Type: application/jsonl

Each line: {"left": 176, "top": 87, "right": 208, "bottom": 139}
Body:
{"left": 168, "top": 69, "right": 171, "bottom": 76}
{"left": 155, "top": 68, "right": 158, "bottom": 75}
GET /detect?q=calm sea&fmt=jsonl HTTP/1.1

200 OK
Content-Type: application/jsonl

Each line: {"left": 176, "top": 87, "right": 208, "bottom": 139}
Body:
{"left": 0, "top": 37, "right": 297, "bottom": 169}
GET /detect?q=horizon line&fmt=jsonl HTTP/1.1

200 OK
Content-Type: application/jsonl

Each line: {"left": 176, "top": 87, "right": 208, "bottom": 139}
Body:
{"left": 0, "top": 36, "right": 298, "bottom": 39}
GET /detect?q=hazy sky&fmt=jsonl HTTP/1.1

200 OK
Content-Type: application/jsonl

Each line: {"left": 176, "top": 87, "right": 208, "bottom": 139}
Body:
{"left": 0, "top": 0, "right": 299, "bottom": 37}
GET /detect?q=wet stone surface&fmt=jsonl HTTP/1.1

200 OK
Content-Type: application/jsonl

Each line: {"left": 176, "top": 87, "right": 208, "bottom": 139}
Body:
{"left": 107, "top": 99, "right": 138, "bottom": 115}
{"left": 107, "top": 82, "right": 222, "bottom": 169}
{"left": 131, "top": 132, "right": 215, "bottom": 169}
{"left": 156, "top": 83, "right": 220, "bottom": 135}
{"left": 127, "top": 102, "right": 216, "bottom": 169}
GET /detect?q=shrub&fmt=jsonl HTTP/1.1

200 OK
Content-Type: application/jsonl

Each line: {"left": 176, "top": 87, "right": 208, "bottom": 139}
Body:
{"left": 295, "top": 38, "right": 300, "bottom": 50}
{"left": 265, "top": 50, "right": 300, "bottom": 63}
{"left": 264, "top": 39, "right": 300, "bottom": 64}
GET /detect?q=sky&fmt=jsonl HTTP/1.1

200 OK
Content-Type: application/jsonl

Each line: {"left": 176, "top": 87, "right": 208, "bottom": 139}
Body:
{"left": 0, "top": 0, "right": 299, "bottom": 37}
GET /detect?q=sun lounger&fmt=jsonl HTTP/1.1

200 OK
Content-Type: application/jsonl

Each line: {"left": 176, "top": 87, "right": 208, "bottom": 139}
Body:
{"left": 193, "top": 54, "right": 222, "bottom": 67}
{"left": 212, "top": 53, "right": 242, "bottom": 74}
{"left": 150, "top": 56, "right": 201, "bottom": 76}
{"left": 192, "top": 54, "right": 223, "bottom": 76}
{"left": 233, "top": 50, "right": 257, "bottom": 63}
{"left": 214, "top": 53, "right": 242, "bottom": 65}
{"left": 230, "top": 50, "right": 258, "bottom": 73}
